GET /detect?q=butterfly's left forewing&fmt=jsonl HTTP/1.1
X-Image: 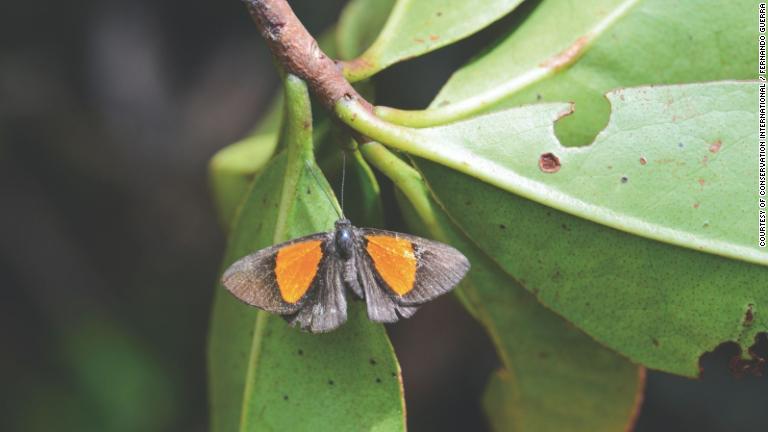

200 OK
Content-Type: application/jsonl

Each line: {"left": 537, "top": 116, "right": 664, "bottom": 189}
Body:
{"left": 357, "top": 228, "right": 470, "bottom": 306}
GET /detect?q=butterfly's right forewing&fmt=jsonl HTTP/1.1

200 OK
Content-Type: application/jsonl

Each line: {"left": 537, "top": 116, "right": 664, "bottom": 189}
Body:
{"left": 221, "top": 233, "right": 330, "bottom": 314}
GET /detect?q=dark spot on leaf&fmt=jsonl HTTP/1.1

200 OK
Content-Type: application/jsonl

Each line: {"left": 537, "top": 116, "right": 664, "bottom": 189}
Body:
{"left": 639, "top": 157, "right": 647, "bottom": 165}
{"left": 561, "top": 223, "right": 571, "bottom": 231}
{"left": 369, "top": 358, "right": 377, "bottom": 365}
{"left": 551, "top": 270, "right": 561, "bottom": 281}
{"left": 303, "top": 120, "right": 311, "bottom": 129}
{"left": 464, "top": 200, "right": 472, "bottom": 206}
{"left": 652, "top": 338, "right": 660, "bottom": 347}
{"left": 375, "top": 377, "right": 382, "bottom": 383}
{"left": 436, "top": 11, "right": 442, "bottom": 16}
{"left": 499, "top": 224, "right": 506, "bottom": 230}
{"left": 539, "top": 152, "right": 561, "bottom": 173}
{"left": 306, "top": 187, "right": 311, "bottom": 195}
{"left": 703, "top": 222, "right": 710, "bottom": 228}
{"left": 621, "top": 176, "right": 629, "bottom": 184}
{"left": 538, "top": 351, "right": 549, "bottom": 359}
{"left": 283, "top": 395, "right": 289, "bottom": 401}
{"left": 297, "top": 349, "right": 303, "bottom": 356}
{"left": 391, "top": 372, "right": 397, "bottom": 377}
{"left": 744, "top": 304, "right": 755, "bottom": 326}
{"left": 536, "top": 93, "right": 542, "bottom": 101}
{"left": 328, "top": 380, "right": 335, "bottom": 385}
{"left": 678, "top": 142, "right": 684, "bottom": 148}
{"left": 709, "top": 139, "right": 722, "bottom": 153}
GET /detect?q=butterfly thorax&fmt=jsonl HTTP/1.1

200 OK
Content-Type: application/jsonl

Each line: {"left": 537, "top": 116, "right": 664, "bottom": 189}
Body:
{"left": 334, "top": 219, "right": 355, "bottom": 260}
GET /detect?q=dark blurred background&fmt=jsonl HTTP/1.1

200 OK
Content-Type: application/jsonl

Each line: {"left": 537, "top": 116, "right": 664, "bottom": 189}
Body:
{"left": 1, "top": 1, "right": 766, "bottom": 431}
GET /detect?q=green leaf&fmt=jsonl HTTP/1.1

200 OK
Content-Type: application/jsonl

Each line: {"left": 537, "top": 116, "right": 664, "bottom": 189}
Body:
{"left": 421, "top": 153, "right": 767, "bottom": 378}
{"left": 361, "top": 142, "right": 643, "bottom": 431}
{"left": 208, "top": 75, "right": 404, "bottom": 431}
{"left": 339, "top": 82, "right": 763, "bottom": 265}
{"left": 336, "top": 0, "right": 396, "bottom": 60}
{"left": 378, "top": 0, "right": 755, "bottom": 147}
{"left": 343, "top": 0, "right": 525, "bottom": 81}
{"left": 209, "top": 95, "right": 283, "bottom": 228}
{"left": 342, "top": 81, "right": 765, "bottom": 376}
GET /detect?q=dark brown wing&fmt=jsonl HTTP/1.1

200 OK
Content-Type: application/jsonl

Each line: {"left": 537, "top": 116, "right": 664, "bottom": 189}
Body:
{"left": 221, "top": 233, "right": 331, "bottom": 315}
{"left": 356, "top": 228, "right": 470, "bottom": 307}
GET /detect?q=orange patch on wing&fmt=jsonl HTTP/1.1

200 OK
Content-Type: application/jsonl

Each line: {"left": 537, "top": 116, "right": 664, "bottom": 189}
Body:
{"left": 366, "top": 235, "right": 417, "bottom": 296}
{"left": 275, "top": 240, "right": 323, "bottom": 303}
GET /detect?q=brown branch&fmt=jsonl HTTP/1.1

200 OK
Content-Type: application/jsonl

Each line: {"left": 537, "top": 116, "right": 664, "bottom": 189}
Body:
{"left": 243, "top": 0, "right": 372, "bottom": 113}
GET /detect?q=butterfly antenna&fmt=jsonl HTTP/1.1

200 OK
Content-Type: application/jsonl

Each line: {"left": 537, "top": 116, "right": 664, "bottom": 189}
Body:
{"left": 340, "top": 150, "right": 346, "bottom": 216}
{"left": 304, "top": 160, "right": 344, "bottom": 219}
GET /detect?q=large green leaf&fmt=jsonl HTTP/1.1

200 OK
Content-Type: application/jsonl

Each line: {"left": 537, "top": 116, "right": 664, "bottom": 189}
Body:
{"left": 341, "top": 81, "right": 765, "bottom": 376}
{"left": 377, "top": 0, "right": 755, "bottom": 147}
{"left": 342, "top": 0, "right": 524, "bottom": 81}
{"left": 361, "top": 143, "right": 643, "bottom": 431}
{"left": 338, "top": 82, "right": 763, "bottom": 265}
{"left": 208, "top": 75, "right": 404, "bottom": 431}
{"left": 421, "top": 153, "right": 767, "bottom": 378}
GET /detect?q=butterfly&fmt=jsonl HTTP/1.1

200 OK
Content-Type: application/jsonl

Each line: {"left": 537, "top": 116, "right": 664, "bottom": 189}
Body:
{"left": 221, "top": 218, "right": 470, "bottom": 333}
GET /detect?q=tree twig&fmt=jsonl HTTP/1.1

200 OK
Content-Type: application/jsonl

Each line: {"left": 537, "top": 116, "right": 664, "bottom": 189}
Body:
{"left": 243, "top": 0, "right": 372, "bottom": 114}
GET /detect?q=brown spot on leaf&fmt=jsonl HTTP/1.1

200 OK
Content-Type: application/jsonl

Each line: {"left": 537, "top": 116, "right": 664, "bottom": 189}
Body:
{"left": 698, "top": 178, "right": 706, "bottom": 186}
{"left": 429, "top": 34, "right": 440, "bottom": 41}
{"left": 539, "top": 152, "right": 561, "bottom": 173}
{"left": 709, "top": 139, "right": 722, "bottom": 153}
{"left": 414, "top": 38, "right": 424, "bottom": 44}
{"left": 540, "top": 35, "right": 590, "bottom": 69}
{"left": 652, "top": 338, "right": 660, "bottom": 347}
{"left": 701, "top": 155, "right": 709, "bottom": 166}
{"left": 693, "top": 202, "right": 700, "bottom": 209}
{"left": 744, "top": 304, "right": 755, "bottom": 326}
{"left": 639, "top": 157, "right": 647, "bottom": 165}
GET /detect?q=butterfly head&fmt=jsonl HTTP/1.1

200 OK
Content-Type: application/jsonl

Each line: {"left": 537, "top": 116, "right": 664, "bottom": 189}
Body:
{"left": 334, "top": 219, "right": 354, "bottom": 260}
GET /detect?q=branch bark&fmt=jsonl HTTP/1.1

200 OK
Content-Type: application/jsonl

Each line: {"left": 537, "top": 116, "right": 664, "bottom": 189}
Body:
{"left": 243, "top": 0, "right": 372, "bottom": 113}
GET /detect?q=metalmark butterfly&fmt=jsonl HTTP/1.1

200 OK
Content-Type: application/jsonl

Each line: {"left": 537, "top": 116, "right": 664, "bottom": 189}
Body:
{"left": 222, "top": 218, "right": 470, "bottom": 332}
